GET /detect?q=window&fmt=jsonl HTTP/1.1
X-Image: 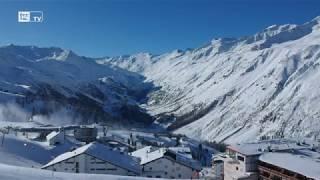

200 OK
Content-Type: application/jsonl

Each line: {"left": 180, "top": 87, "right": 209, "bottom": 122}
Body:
{"left": 106, "top": 168, "right": 117, "bottom": 171}
{"left": 178, "top": 174, "right": 182, "bottom": 178}
{"left": 236, "top": 166, "right": 239, "bottom": 170}
{"left": 95, "top": 161, "right": 106, "bottom": 164}
{"left": 96, "top": 168, "right": 107, "bottom": 171}
{"left": 156, "top": 176, "right": 161, "bottom": 178}
{"left": 149, "top": 167, "right": 152, "bottom": 170}
{"left": 271, "top": 175, "right": 282, "bottom": 180}
{"left": 237, "top": 155, "right": 244, "bottom": 161}
{"left": 261, "top": 170, "right": 270, "bottom": 178}
{"left": 75, "top": 162, "right": 79, "bottom": 173}
{"left": 165, "top": 172, "right": 168, "bottom": 175}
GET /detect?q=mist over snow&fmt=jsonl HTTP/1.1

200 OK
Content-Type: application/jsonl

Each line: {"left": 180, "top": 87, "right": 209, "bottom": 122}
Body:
{"left": 31, "top": 109, "right": 82, "bottom": 126}
{"left": 0, "top": 103, "right": 30, "bottom": 123}
{"left": 0, "top": 103, "right": 81, "bottom": 126}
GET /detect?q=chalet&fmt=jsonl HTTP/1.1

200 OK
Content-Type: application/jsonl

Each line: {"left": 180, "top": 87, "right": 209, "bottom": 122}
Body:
{"left": 258, "top": 149, "right": 320, "bottom": 180}
{"left": 42, "top": 142, "right": 141, "bottom": 176}
{"left": 131, "top": 146, "right": 202, "bottom": 179}
{"left": 46, "top": 130, "right": 65, "bottom": 145}
{"left": 222, "top": 139, "right": 309, "bottom": 180}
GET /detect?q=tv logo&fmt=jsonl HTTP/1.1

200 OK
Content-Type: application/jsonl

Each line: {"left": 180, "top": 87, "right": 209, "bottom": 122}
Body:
{"left": 18, "top": 11, "right": 43, "bottom": 23}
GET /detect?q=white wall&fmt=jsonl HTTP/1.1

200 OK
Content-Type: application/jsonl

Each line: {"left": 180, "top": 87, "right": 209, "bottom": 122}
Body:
{"left": 223, "top": 153, "right": 258, "bottom": 180}
{"left": 141, "top": 157, "right": 198, "bottom": 179}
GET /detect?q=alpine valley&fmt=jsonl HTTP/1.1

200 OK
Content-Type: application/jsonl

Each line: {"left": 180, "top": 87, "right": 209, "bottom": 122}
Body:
{"left": 2, "top": 16, "right": 320, "bottom": 143}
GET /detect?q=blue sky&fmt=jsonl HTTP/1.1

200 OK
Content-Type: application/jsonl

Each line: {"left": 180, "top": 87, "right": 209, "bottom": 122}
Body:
{"left": 0, "top": 0, "right": 320, "bottom": 57}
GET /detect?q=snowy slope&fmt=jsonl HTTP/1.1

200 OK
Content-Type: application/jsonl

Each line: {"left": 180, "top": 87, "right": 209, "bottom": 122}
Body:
{"left": 0, "top": 133, "right": 77, "bottom": 167}
{"left": 101, "top": 16, "right": 320, "bottom": 143}
{"left": 0, "top": 45, "right": 154, "bottom": 125}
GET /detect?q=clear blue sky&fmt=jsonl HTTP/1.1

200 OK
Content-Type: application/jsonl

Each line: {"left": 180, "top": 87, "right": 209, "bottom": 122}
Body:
{"left": 0, "top": 0, "right": 320, "bottom": 57}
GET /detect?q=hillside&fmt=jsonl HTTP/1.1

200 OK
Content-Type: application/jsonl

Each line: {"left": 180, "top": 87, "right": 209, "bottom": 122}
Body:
{"left": 0, "top": 45, "right": 154, "bottom": 126}
{"left": 101, "top": 16, "right": 320, "bottom": 143}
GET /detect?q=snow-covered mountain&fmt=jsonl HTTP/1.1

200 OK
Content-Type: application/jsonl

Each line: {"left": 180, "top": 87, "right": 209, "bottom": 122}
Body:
{"left": 100, "top": 16, "right": 320, "bottom": 143}
{"left": 0, "top": 45, "right": 154, "bottom": 126}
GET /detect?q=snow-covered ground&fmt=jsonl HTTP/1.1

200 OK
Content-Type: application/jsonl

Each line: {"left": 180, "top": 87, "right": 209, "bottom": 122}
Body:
{"left": 0, "top": 163, "right": 154, "bottom": 180}
{"left": 0, "top": 133, "right": 77, "bottom": 167}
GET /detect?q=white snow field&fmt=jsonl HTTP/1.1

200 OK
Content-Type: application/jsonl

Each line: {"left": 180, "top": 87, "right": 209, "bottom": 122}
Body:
{"left": 0, "top": 133, "right": 77, "bottom": 167}
{"left": 0, "top": 163, "right": 153, "bottom": 180}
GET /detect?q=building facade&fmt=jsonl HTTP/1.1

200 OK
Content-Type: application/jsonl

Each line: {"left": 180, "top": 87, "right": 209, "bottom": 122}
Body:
{"left": 258, "top": 150, "right": 320, "bottom": 180}
{"left": 131, "top": 146, "right": 201, "bottom": 179}
{"left": 42, "top": 142, "right": 141, "bottom": 176}
{"left": 212, "top": 154, "right": 225, "bottom": 180}
{"left": 222, "top": 139, "right": 308, "bottom": 180}
{"left": 223, "top": 147, "right": 259, "bottom": 180}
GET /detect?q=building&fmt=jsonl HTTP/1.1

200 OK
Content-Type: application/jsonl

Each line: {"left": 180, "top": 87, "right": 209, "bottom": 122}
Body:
{"left": 42, "top": 142, "right": 141, "bottom": 176}
{"left": 258, "top": 149, "right": 320, "bottom": 180}
{"left": 131, "top": 146, "right": 202, "bottom": 179}
{"left": 74, "top": 126, "right": 98, "bottom": 143}
{"left": 223, "top": 139, "right": 309, "bottom": 180}
{"left": 46, "top": 130, "right": 65, "bottom": 145}
{"left": 212, "top": 154, "right": 225, "bottom": 180}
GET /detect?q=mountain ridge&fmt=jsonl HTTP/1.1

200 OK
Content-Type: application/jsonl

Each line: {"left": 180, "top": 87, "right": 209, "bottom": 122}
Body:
{"left": 0, "top": 45, "right": 155, "bottom": 126}
{"left": 1, "top": 16, "right": 320, "bottom": 143}
{"left": 101, "top": 16, "right": 320, "bottom": 143}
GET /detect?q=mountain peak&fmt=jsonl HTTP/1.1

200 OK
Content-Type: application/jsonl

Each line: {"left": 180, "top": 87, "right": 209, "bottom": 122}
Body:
{"left": 311, "top": 16, "right": 320, "bottom": 23}
{"left": 0, "top": 44, "right": 66, "bottom": 61}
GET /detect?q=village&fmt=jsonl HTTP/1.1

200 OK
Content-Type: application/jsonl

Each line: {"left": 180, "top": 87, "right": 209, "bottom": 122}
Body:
{"left": 1, "top": 124, "right": 320, "bottom": 180}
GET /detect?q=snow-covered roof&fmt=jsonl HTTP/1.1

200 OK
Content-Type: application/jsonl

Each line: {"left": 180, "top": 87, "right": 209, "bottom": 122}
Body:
{"left": 259, "top": 149, "right": 320, "bottom": 179}
{"left": 42, "top": 142, "right": 141, "bottom": 174}
{"left": 131, "top": 146, "right": 201, "bottom": 170}
{"left": 168, "top": 147, "right": 193, "bottom": 159}
{"left": 131, "top": 146, "right": 164, "bottom": 165}
{"left": 46, "top": 131, "right": 61, "bottom": 140}
{"left": 228, "top": 139, "right": 309, "bottom": 156}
